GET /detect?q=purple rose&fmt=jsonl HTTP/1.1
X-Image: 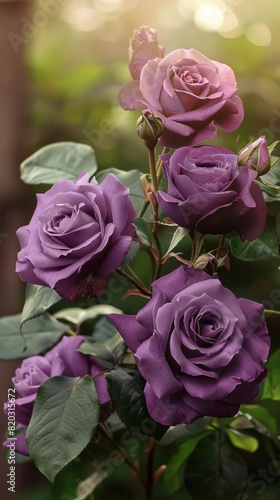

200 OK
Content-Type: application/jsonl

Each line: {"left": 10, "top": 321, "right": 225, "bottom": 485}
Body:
{"left": 157, "top": 146, "right": 266, "bottom": 241}
{"left": 16, "top": 173, "right": 136, "bottom": 301}
{"left": 128, "top": 25, "right": 165, "bottom": 80}
{"left": 118, "top": 41, "right": 244, "bottom": 148}
{"left": 110, "top": 267, "right": 270, "bottom": 426}
{"left": 3, "top": 336, "right": 110, "bottom": 455}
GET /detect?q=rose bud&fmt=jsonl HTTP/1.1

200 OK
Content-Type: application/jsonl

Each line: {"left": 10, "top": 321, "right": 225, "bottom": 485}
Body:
{"left": 128, "top": 25, "right": 165, "bottom": 80}
{"left": 238, "top": 136, "right": 272, "bottom": 175}
{"left": 193, "top": 253, "right": 217, "bottom": 273}
{"left": 136, "top": 110, "right": 163, "bottom": 149}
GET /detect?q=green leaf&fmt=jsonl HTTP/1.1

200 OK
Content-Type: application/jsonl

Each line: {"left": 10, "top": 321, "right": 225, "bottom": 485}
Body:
{"left": 184, "top": 433, "right": 248, "bottom": 500}
{"left": 54, "top": 304, "right": 122, "bottom": 326}
{"left": 21, "top": 284, "right": 62, "bottom": 328}
{"left": 260, "top": 159, "right": 280, "bottom": 202}
{"left": 91, "top": 315, "right": 122, "bottom": 342}
{"left": 160, "top": 417, "right": 212, "bottom": 446}
{"left": 106, "top": 370, "right": 168, "bottom": 441}
{"left": 26, "top": 376, "right": 100, "bottom": 483}
{"left": 0, "top": 313, "right": 67, "bottom": 360}
{"left": 276, "top": 211, "right": 280, "bottom": 249}
{"left": 78, "top": 332, "right": 127, "bottom": 368}
{"left": 164, "top": 431, "right": 211, "bottom": 494}
{"left": 121, "top": 241, "right": 140, "bottom": 268}
{"left": 262, "top": 349, "right": 280, "bottom": 400}
{"left": 225, "top": 429, "right": 259, "bottom": 453}
{"left": 96, "top": 168, "right": 151, "bottom": 217}
{"left": 135, "top": 217, "right": 152, "bottom": 245}
{"left": 229, "top": 218, "right": 279, "bottom": 261}
{"left": 20, "top": 142, "right": 97, "bottom": 185}
{"left": 163, "top": 226, "right": 189, "bottom": 257}
{"left": 240, "top": 404, "right": 278, "bottom": 435}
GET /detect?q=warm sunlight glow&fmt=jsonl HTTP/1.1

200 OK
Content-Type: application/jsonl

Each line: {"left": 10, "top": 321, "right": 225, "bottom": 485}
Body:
{"left": 194, "top": 3, "right": 224, "bottom": 32}
{"left": 62, "top": 5, "right": 105, "bottom": 32}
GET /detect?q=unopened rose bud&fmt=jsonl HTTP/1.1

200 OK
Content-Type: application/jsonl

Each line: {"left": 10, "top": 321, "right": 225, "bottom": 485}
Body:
{"left": 238, "top": 136, "right": 272, "bottom": 175}
{"left": 136, "top": 110, "right": 163, "bottom": 149}
{"left": 193, "top": 253, "right": 216, "bottom": 272}
{"left": 128, "top": 26, "right": 165, "bottom": 80}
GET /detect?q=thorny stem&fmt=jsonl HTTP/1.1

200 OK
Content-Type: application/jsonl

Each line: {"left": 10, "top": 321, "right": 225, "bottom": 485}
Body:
{"left": 146, "top": 438, "right": 156, "bottom": 500}
{"left": 98, "top": 423, "right": 146, "bottom": 489}
{"left": 148, "top": 147, "right": 158, "bottom": 196}
{"left": 190, "top": 240, "right": 196, "bottom": 262}
{"left": 156, "top": 146, "right": 169, "bottom": 182}
{"left": 116, "top": 269, "right": 151, "bottom": 298}
{"left": 137, "top": 147, "right": 169, "bottom": 218}
{"left": 152, "top": 230, "right": 162, "bottom": 281}
{"left": 147, "top": 146, "right": 163, "bottom": 281}
{"left": 189, "top": 230, "right": 205, "bottom": 263}
{"left": 216, "top": 234, "right": 226, "bottom": 261}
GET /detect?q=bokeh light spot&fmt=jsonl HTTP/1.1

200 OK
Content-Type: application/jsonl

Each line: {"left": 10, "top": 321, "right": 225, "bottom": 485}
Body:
{"left": 194, "top": 4, "right": 224, "bottom": 32}
{"left": 246, "top": 22, "right": 272, "bottom": 46}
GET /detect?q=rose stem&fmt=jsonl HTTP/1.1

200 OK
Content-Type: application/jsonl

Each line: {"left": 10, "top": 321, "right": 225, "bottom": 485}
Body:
{"left": 116, "top": 268, "right": 151, "bottom": 298}
{"left": 138, "top": 200, "right": 150, "bottom": 218}
{"left": 156, "top": 146, "right": 169, "bottom": 182}
{"left": 264, "top": 309, "right": 280, "bottom": 315}
{"left": 98, "top": 423, "right": 146, "bottom": 489}
{"left": 147, "top": 146, "right": 162, "bottom": 280}
{"left": 148, "top": 147, "right": 158, "bottom": 196}
{"left": 66, "top": 328, "right": 78, "bottom": 336}
{"left": 146, "top": 437, "right": 156, "bottom": 500}
{"left": 137, "top": 147, "right": 169, "bottom": 218}
{"left": 216, "top": 234, "right": 226, "bottom": 260}
{"left": 190, "top": 239, "right": 196, "bottom": 262}
{"left": 126, "top": 264, "right": 149, "bottom": 291}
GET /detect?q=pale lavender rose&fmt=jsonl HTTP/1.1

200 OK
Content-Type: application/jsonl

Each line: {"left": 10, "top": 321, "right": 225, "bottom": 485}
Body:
{"left": 110, "top": 267, "right": 270, "bottom": 427}
{"left": 128, "top": 25, "right": 165, "bottom": 80}
{"left": 118, "top": 37, "right": 244, "bottom": 148}
{"left": 157, "top": 146, "right": 266, "bottom": 241}
{"left": 16, "top": 173, "right": 136, "bottom": 301}
{"left": 3, "top": 336, "right": 110, "bottom": 455}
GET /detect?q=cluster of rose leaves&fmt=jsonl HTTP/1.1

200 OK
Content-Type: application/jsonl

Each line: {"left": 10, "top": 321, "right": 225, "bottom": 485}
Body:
{"left": 5, "top": 26, "right": 271, "bottom": 457}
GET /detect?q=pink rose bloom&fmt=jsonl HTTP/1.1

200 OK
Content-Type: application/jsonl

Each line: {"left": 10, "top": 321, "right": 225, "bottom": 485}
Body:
{"left": 118, "top": 30, "right": 244, "bottom": 148}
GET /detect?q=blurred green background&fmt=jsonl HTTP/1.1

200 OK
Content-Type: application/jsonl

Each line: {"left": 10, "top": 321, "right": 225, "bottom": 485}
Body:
{"left": 1, "top": 0, "right": 280, "bottom": 498}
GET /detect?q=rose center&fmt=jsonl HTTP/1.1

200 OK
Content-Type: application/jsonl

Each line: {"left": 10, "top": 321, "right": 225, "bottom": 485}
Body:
{"left": 180, "top": 71, "right": 199, "bottom": 85}
{"left": 22, "top": 367, "right": 33, "bottom": 379}
{"left": 47, "top": 203, "right": 86, "bottom": 234}
{"left": 196, "top": 161, "right": 218, "bottom": 169}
